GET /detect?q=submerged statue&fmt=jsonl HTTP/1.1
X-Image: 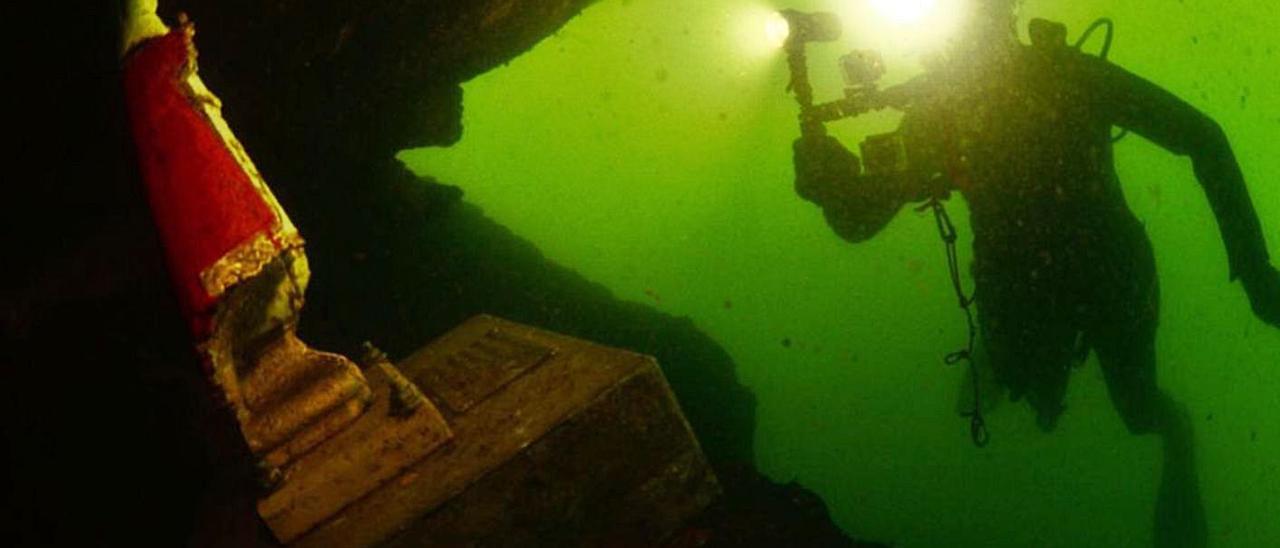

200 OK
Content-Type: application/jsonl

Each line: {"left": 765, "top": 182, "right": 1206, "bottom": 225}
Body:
{"left": 791, "top": 1, "right": 1279, "bottom": 546}
{"left": 121, "top": 3, "right": 718, "bottom": 545}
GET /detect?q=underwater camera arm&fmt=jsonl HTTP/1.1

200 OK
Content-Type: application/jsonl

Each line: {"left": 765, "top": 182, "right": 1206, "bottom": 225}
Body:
{"left": 780, "top": 10, "right": 839, "bottom": 138}
{"left": 780, "top": 10, "right": 903, "bottom": 139}
{"left": 780, "top": 10, "right": 832, "bottom": 138}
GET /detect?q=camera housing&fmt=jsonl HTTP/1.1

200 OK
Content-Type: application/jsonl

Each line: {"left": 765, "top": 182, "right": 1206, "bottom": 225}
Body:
{"left": 859, "top": 131, "right": 910, "bottom": 176}
{"left": 841, "top": 50, "right": 887, "bottom": 89}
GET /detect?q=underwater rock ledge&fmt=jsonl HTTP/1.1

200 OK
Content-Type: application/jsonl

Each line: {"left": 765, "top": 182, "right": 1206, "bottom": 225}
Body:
{"left": 161, "top": 0, "right": 606, "bottom": 156}
{"left": 291, "top": 158, "right": 759, "bottom": 467}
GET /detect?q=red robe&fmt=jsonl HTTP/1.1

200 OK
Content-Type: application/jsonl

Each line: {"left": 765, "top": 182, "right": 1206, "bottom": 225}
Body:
{"left": 123, "top": 25, "right": 302, "bottom": 339}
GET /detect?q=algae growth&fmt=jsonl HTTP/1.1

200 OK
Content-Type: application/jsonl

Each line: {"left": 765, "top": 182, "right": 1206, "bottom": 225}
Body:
{"left": 401, "top": 0, "right": 1280, "bottom": 545}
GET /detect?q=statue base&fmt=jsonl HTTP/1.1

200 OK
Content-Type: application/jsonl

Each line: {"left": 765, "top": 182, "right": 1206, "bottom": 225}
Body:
{"left": 272, "top": 315, "right": 719, "bottom": 546}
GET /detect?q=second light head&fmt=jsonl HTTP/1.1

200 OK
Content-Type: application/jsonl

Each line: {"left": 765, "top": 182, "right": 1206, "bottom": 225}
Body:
{"left": 779, "top": 9, "right": 842, "bottom": 45}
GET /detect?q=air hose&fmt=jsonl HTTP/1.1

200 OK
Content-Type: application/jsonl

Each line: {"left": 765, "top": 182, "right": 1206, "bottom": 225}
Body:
{"left": 1076, "top": 18, "right": 1131, "bottom": 144}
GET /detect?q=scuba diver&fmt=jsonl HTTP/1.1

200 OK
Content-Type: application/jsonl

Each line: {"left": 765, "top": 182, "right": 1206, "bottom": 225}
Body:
{"left": 791, "top": 1, "right": 1280, "bottom": 546}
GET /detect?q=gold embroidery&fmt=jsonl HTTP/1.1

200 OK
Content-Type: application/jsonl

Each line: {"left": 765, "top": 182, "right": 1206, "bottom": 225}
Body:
{"left": 200, "top": 230, "right": 305, "bottom": 298}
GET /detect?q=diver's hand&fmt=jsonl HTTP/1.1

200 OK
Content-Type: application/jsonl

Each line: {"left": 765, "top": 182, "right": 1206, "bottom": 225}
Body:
{"left": 1242, "top": 264, "right": 1280, "bottom": 328}
{"left": 793, "top": 135, "right": 860, "bottom": 203}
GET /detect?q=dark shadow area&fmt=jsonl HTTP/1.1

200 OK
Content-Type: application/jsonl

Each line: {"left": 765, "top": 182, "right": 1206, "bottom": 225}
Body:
{"left": 3, "top": 3, "right": 224, "bottom": 546}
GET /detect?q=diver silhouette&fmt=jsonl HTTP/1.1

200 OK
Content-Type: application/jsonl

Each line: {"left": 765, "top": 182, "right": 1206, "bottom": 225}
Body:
{"left": 791, "top": 2, "right": 1280, "bottom": 547}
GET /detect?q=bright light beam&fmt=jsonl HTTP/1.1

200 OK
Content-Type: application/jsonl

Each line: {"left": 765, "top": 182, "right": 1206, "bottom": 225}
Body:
{"left": 764, "top": 12, "right": 791, "bottom": 49}
{"left": 870, "top": 0, "right": 938, "bottom": 26}
{"left": 843, "top": 0, "right": 967, "bottom": 59}
{"left": 735, "top": 5, "right": 796, "bottom": 61}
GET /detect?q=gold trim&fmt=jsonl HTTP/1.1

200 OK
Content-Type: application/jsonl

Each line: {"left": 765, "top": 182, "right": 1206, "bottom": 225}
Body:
{"left": 200, "top": 230, "right": 305, "bottom": 298}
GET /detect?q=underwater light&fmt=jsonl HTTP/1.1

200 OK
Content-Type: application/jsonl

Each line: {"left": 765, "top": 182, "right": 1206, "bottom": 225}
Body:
{"left": 850, "top": 0, "right": 967, "bottom": 54}
{"left": 869, "top": 0, "right": 938, "bottom": 25}
{"left": 779, "top": 10, "right": 843, "bottom": 45}
{"left": 765, "top": 12, "right": 791, "bottom": 49}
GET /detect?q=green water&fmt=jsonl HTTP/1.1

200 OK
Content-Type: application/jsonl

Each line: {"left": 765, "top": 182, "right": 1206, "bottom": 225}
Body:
{"left": 400, "top": 1, "right": 1280, "bottom": 545}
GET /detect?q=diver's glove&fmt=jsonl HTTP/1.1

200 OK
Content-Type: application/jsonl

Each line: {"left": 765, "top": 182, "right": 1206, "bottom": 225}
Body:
{"left": 793, "top": 135, "right": 861, "bottom": 203}
{"left": 1241, "top": 263, "right": 1280, "bottom": 328}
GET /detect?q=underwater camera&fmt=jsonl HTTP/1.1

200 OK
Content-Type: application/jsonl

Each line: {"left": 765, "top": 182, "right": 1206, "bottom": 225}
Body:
{"left": 840, "top": 50, "right": 886, "bottom": 90}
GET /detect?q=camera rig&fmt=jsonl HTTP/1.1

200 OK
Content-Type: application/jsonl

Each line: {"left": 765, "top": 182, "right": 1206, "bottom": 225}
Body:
{"left": 778, "top": 9, "right": 991, "bottom": 449}
{"left": 780, "top": 10, "right": 904, "bottom": 138}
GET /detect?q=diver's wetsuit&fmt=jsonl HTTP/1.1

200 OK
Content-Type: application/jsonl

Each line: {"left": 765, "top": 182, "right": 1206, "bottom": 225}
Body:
{"left": 793, "top": 37, "right": 1273, "bottom": 433}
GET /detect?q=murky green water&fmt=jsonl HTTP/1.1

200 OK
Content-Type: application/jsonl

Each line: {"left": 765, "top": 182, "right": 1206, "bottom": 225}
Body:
{"left": 401, "top": 1, "right": 1280, "bottom": 545}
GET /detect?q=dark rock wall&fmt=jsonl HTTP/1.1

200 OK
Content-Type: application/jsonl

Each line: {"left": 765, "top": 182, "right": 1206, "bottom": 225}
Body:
{"left": 4, "top": 4, "right": 220, "bottom": 545}
{"left": 160, "top": 0, "right": 604, "bottom": 157}
{"left": 292, "top": 160, "right": 756, "bottom": 465}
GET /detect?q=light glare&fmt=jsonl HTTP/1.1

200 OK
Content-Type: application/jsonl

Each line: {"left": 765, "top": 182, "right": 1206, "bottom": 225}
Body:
{"left": 765, "top": 13, "right": 791, "bottom": 49}
{"left": 842, "top": 0, "right": 967, "bottom": 61}
{"left": 870, "top": 0, "right": 938, "bottom": 25}
{"left": 736, "top": 5, "right": 794, "bottom": 61}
